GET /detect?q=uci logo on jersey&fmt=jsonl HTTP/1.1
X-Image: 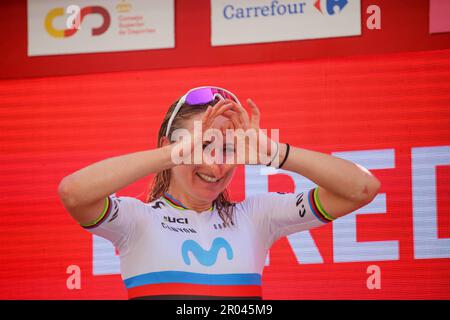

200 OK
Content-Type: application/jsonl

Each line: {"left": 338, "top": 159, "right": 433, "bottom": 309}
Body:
{"left": 181, "top": 237, "right": 233, "bottom": 267}
{"left": 164, "top": 216, "right": 189, "bottom": 224}
{"left": 314, "top": 0, "right": 348, "bottom": 15}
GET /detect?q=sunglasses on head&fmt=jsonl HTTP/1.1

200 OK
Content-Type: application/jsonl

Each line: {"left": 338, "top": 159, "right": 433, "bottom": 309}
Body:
{"left": 165, "top": 86, "right": 241, "bottom": 137}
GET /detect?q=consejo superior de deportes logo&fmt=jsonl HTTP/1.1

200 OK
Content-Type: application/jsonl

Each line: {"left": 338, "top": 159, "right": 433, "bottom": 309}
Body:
{"left": 45, "top": 5, "right": 111, "bottom": 38}
{"left": 314, "top": 0, "right": 348, "bottom": 15}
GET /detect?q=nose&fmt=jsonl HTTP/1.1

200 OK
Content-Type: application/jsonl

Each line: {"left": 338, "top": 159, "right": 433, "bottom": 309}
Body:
{"left": 206, "top": 163, "right": 235, "bottom": 179}
{"left": 208, "top": 164, "right": 224, "bottom": 179}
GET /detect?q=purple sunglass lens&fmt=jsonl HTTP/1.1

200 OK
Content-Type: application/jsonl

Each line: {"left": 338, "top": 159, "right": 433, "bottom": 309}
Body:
{"left": 185, "top": 88, "right": 236, "bottom": 105}
{"left": 212, "top": 88, "right": 236, "bottom": 101}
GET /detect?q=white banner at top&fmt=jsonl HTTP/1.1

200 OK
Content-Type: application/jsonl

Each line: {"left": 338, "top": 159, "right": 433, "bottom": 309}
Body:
{"left": 211, "top": 0, "right": 361, "bottom": 46}
{"left": 27, "top": 0, "right": 174, "bottom": 56}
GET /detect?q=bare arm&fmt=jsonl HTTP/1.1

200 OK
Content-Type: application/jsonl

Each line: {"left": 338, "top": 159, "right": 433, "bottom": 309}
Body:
{"left": 57, "top": 99, "right": 233, "bottom": 225}
{"left": 57, "top": 145, "right": 174, "bottom": 225}
{"left": 225, "top": 98, "right": 381, "bottom": 220}
{"left": 278, "top": 144, "right": 381, "bottom": 218}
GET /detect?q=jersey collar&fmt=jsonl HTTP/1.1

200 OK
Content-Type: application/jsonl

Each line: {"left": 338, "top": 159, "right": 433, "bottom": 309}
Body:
{"left": 162, "top": 192, "right": 214, "bottom": 212}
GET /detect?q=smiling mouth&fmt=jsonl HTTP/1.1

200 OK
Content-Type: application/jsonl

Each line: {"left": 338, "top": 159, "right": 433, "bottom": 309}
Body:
{"left": 196, "top": 172, "right": 221, "bottom": 183}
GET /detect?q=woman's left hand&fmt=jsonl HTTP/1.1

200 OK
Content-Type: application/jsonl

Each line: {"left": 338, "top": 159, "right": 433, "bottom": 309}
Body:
{"left": 221, "top": 98, "right": 278, "bottom": 165}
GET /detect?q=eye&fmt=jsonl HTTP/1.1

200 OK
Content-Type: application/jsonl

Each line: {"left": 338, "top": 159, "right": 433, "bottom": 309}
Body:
{"left": 224, "top": 145, "right": 235, "bottom": 153}
{"left": 203, "top": 140, "right": 214, "bottom": 150}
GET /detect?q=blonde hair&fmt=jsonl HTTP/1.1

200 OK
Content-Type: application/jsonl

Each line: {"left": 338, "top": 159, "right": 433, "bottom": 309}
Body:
{"left": 145, "top": 98, "right": 235, "bottom": 225}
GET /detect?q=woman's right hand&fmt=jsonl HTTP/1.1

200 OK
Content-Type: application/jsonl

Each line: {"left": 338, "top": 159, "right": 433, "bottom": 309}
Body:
{"left": 169, "top": 98, "right": 235, "bottom": 165}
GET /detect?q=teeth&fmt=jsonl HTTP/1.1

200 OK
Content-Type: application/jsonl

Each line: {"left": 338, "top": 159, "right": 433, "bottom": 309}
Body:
{"left": 197, "top": 173, "right": 220, "bottom": 183}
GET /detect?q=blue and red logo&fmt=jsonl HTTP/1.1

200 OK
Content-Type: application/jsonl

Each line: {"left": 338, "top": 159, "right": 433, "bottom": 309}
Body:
{"left": 314, "top": 0, "right": 348, "bottom": 15}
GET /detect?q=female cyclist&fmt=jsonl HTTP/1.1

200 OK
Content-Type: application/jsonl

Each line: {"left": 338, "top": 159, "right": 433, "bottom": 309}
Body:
{"left": 58, "top": 86, "right": 381, "bottom": 300}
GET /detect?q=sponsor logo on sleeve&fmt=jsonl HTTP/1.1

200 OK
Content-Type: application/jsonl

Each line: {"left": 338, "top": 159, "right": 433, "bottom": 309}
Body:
{"left": 295, "top": 192, "right": 306, "bottom": 218}
{"left": 107, "top": 198, "right": 119, "bottom": 223}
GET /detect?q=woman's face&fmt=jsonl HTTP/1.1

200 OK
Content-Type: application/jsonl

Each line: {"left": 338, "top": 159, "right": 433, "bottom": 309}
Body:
{"left": 169, "top": 112, "right": 237, "bottom": 203}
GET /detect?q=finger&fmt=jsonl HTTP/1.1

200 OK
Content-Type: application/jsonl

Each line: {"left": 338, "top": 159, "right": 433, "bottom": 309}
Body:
{"left": 226, "top": 101, "right": 250, "bottom": 129}
{"left": 211, "top": 97, "right": 227, "bottom": 109}
{"left": 202, "top": 105, "right": 213, "bottom": 121}
{"left": 210, "top": 103, "right": 234, "bottom": 120}
{"left": 223, "top": 101, "right": 248, "bottom": 130}
{"left": 202, "top": 105, "right": 213, "bottom": 123}
{"left": 219, "top": 119, "right": 235, "bottom": 137}
{"left": 202, "top": 105, "right": 215, "bottom": 130}
{"left": 222, "top": 110, "right": 243, "bottom": 130}
{"left": 247, "top": 98, "right": 260, "bottom": 129}
{"left": 206, "top": 99, "right": 228, "bottom": 122}
{"left": 202, "top": 103, "right": 231, "bottom": 130}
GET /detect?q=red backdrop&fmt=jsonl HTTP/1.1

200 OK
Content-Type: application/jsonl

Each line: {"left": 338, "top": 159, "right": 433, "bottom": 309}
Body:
{"left": 0, "top": 48, "right": 448, "bottom": 299}
{"left": 1, "top": 0, "right": 450, "bottom": 79}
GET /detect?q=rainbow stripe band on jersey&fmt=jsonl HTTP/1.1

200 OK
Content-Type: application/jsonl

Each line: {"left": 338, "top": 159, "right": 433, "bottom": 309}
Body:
{"left": 162, "top": 192, "right": 188, "bottom": 209}
{"left": 308, "top": 187, "right": 336, "bottom": 223}
{"left": 80, "top": 196, "right": 112, "bottom": 229}
{"left": 124, "top": 271, "right": 262, "bottom": 299}
{"left": 162, "top": 193, "right": 214, "bottom": 212}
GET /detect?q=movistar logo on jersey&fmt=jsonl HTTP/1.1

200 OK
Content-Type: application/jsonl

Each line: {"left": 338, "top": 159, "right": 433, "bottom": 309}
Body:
{"left": 182, "top": 237, "right": 233, "bottom": 267}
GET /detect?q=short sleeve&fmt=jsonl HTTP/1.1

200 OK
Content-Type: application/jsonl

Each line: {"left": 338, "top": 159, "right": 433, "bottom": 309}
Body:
{"left": 241, "top": 187, "right": 336, "bottom": 250}
{"left": 80, "top": 195, "right": 145, "bottom": 249}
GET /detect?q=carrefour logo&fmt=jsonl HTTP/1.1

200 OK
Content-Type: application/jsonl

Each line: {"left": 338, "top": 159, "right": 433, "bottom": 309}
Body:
{"left": 223, "top": 1, "right": 307, "bottom": 19}
{"left": 314, "top": 0, "right": 348, "bottom": 15}
{"left": 222, "top": 0, "right": 348, "bottom": 20}
{"left": 45, "top": 5, "right": 110, "bottom": 38}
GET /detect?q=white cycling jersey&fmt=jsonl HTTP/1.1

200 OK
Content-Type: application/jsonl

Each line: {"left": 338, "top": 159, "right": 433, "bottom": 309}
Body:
{"left": 82, "top": 188, "right": 334, "bottom": 299}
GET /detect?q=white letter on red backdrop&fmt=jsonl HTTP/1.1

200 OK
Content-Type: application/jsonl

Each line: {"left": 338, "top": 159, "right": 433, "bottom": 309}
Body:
{"left": 412, "top": 146, "right": 450, "bottom": 259}
{"left": 332, "top": 149, "right": 399, "bottom": 263}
